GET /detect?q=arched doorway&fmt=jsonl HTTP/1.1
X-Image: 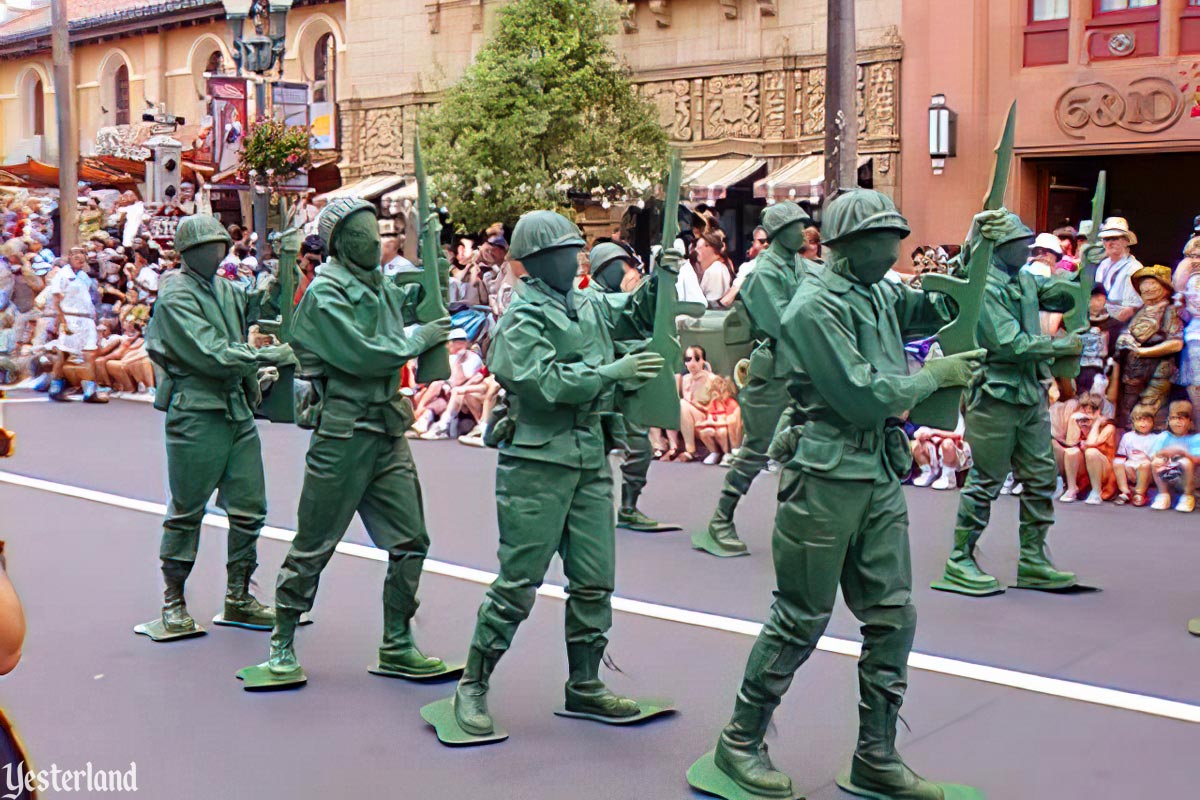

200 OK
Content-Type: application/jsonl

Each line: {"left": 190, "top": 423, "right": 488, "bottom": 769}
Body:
{"left": 114, "top": 64, "right": 130, "bottom": 125}
{"left": 313, "top": 32, "right": 336, "bottom": 104}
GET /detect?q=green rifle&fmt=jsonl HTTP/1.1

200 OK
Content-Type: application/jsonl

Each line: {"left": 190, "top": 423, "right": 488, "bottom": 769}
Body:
{"left": 910, "top": 101, "right": 1017, "bottom": 429}
{"left": 413, "top": 133, "right": 451, "bottom": 383}
{"left": 276, "top": 196, "right": 301, "bottom": 342}
{"left": 1051, "top": 170, "right": 1106, "bottom": 379}
{"left": 624, "top": 151, "right": 683, "bottom": 430}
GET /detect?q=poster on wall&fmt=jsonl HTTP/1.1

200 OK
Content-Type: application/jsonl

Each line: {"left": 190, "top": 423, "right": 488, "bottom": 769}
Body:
{"left": 205, "top": 76, "right": 249, "bottom": 182}
{"left": 311, "top": 101, "right": 337, "bottom": 150}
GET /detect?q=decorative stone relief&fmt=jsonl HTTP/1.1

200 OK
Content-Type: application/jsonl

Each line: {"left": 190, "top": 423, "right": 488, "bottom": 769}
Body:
{"left": 757, "top": 0, "right": 776, "bottom": 15}
{"left": 719, "top": 0, "right": 738, "bottom": 20}
{"left": 762, "top": 71, "right": 786, "bottom": 140}
{"left": 359, "top": 106, "right": 406, "bottom": 175}
{"left": 798, "top": 68, "right": 825, "bottom": 136}
{"left": 704, "top": 73, "right": 761, "bottom": 139}
{"left": 865, "top": 62, "right": 898, "bottom": 138}
{"left": 618, "top": 1, "right": 638, "bottom": 33}
{"left": 642, "top": 80, "right": 695, "bottom": 141}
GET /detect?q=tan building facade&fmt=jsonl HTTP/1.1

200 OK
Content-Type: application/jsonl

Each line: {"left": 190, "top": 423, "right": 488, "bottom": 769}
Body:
{"left": 900, "top": 0, "right": 1200, "bottom": 266}
{"left": 0, "top": 0, "right": 345, "bottom": 169}
{"left": 342, "top": 0, "right": 904, "bottom": 232}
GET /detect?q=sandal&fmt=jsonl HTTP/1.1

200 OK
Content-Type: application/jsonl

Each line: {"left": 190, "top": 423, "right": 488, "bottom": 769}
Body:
{"left": 1131, "top": 493, "right": 1148, "bottom": 507}
{"left": 676, "top": 451, "right": 694, "bottom": 463}
{"left": 1114, "top": 492, "right": 1130, "bottom": 506}
{"left": 659, "top": 448, "right": 677, "bottom": 462}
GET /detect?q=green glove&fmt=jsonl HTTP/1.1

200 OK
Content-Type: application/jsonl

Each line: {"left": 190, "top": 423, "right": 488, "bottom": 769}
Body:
{"left": 1052, "top": 334, "right": 1084, "bottom": 356}
{"left": 920, "top": 348, "right": 986, "bottom": 389}
{"left": 657, "top": 247, "right": 686, "bottom": 275}
{"left": 598, "top": 352, "right": 666, "bottom": 390}
{"left": 972, "top": 208, "right": 1009, "bottom": 242}
{"left": 254, "top": 342, "right": 298, "bottom": 367}
{"left": 412, "top": 316, "right": 452, "bottom": 354}
{"left": 1080, "top": 243, "right": 1105, "bottom": 266}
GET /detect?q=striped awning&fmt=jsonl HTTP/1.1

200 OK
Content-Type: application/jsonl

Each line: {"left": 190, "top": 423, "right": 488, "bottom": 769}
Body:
{"left": 681, "top": 157, "right": 767, "bottom": 203}
{"left": 316, "top": 172, "right": 407, "bottom": 203}
{"left": 753, "top": 155, "right": 875, "bottom": 203}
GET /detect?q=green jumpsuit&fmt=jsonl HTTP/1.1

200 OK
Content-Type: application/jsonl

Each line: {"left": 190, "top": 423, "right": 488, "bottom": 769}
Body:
{"left": 704, "top": 249, "right": 814, "bottom": 553}
{"left": 944, "top": 266, "right": 1080, "bottom": 593}
{"left": 456, "top": 273, "right": 658, "bottom": 727}
{"left": 271, "top": 258, "right": 441, "bottom": 669}
{"left": 145, "top": 263, "right": 286, "bottom": 633}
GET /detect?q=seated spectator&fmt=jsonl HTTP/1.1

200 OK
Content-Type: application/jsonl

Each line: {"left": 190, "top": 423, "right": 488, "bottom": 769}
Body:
{"left": 696, "top": 375, "right": 742, "bottom": 465}
{"left": 1114, "top": 404, "right": 1158, "bottom": 506}
{"left": 448, "top": 261, "right": 493, "bottom": 345}
{"left": 1110, "top": 264, "right": 1182, "bottom": 428}
{"left": 911, "top": 418, "right": 972, "bottom": 490}
{"left": 100, "top": 307, "right": 154, "bottom": 395}
{"left": 1077, "top": 285, "right": 1111, "bottom": 396}
{"left": 1150, "top": 400, "right": 1200, "bottom": 512}
{"left": 652, "top": 345, "right": 713, "bottom": 462}
{"left": 1059, "top": 393, "right": 1117, "bottom": 505}
{"left": 1054, "top": 226, "right": 1080, "bottom": 273}
{"left": 416, "top": 329, "right": 486, "bottom": 439}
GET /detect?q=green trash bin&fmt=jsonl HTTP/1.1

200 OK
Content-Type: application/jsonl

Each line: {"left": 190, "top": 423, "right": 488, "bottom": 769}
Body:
{"left": 678, "top": 306, "right": 754, "bottom": 378}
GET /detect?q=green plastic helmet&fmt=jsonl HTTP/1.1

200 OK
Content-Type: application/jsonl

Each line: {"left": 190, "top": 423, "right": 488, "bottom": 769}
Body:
{"left": 588, "top": 242, "right": 636, "bottom": 276}
{"left": 174, "top": 214, "right": 231, "bottom": 254}
{"left": 760, "top": 201, "right": 812, "bottom": 239}
{"left": 822, "top": 189, "right": 911, "bottom": 246}
{"left": 318, "top": 197, "right": 377, "bottom": 251}
{"left": 989, "top": 210, "right": 1035, "bottom": 247}
{"left": 509, "top": 210, "right": 585, "bottom": 261}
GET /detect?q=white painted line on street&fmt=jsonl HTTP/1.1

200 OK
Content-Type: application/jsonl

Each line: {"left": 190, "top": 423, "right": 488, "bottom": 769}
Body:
{"left": 2, "top": 469, "right": 1198, "bottom": 725}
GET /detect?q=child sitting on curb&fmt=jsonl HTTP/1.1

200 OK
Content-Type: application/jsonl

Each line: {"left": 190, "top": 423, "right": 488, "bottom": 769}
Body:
{"left": 1150, "top": 400, "right": 1200, "bottom": 512}
{"left": 1114, "top": 404, "right": 1158, "bottom": 506}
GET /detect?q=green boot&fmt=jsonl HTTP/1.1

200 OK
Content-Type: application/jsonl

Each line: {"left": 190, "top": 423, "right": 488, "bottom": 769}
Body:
{"left": 618, "top": 507, "right": 661, "bottom": 531}
{"left": 379, "top": 604, "right": 447, "bottom": 676}
{"left": 703, "top": 490, "right": 748, "bottom": 555}
{"left": 222, "top": 560, "right": 275, "bottom": 628}
{"left": 161, "top": 558, "right": 198, "bottom": 634}
{"left": 564, "top": 642, "right": 639, "bottom": 718}
{"left": 267, "top": 608, "right": 304, "bottom": 677}
{"left": 847, "top": 698, "right": 943, "bottom": 800}
{"left": 454, "top": 645, "right": 501, "bottom": 735}
{"left": 1016, "top": 528, "right": 1076, "bottom": 589}
{"left": 713, "top": 638, "right": 798, "bottom": 798}
{"left": 937, "top": 529, "right": 1001, "bottom": 594}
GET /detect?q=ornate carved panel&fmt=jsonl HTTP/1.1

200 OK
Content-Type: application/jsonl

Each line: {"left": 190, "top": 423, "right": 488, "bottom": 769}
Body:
{"left": 618, "top": 1, "right": 638, "bottom": 34}
{"left": 641, "top": 80, "right": 695, "bottom": 141}
{"left": 359, "top": 106, "right": 405, "bottom": 175}
{"left": 704, "top": 73, "right": 761, "bottom": 139}
{"left": 797, "top": 68, "right": 825, "bottom": 136}
{"left": 865, "top": 61, "right": 898, "bottom": 138}
{"left": 762, "top": 71, "right": 786, "bottom": 140}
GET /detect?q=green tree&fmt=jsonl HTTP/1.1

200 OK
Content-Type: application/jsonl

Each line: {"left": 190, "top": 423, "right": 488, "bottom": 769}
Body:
{"left": 423, "top": 0, "right": 669, "bottom": 232}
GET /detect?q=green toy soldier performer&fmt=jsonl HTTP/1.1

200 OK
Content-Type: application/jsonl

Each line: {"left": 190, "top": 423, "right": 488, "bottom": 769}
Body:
{"left": 935, "top": 210, "right": 1084, "bottom": 597}
{"left": 237, "top": 198, "right": 454, "bottom": 689}
{"left": 135, "top": 215, "right": 293, "bottom": 642}
{"left": 697, "top": 201, "right": 816, "bottom": 557}
{"left": 687, "top": 190, "right": 985, "bottom": 800}
{"left": 587, "top": 241, "right": 678, "bottom": 533}
{"left": 422, "top": 211, "right": 673, "bottom": 745}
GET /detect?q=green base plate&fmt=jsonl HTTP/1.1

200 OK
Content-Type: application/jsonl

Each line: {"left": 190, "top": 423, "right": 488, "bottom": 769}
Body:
{"left": 686, "top": 750, "right": 802, "bottom": 800}
{"left": 929, "top": 580, "right": 1005, "bottom": 598}
{"left": 1188, "top": 617, "right": 1200, "bottom": 636}
{"left": 552, "top": 700, "right": 674, "bottom": 725}
{"left": 211, "top": 611, "right": 314, "bottom": 631}
{"left": 1009, "top": 582, "right": 1099, "bottom": 594}
{"left": 236, "top": 663, "right": 308, "bottom": 691}
{"left": 835, "top": 772, "right": 984, "bottom": 800}
{"left": 692, "top": 530, "right": 750, "bottom": 559}
{"left": 368, "top": 661, "right": 465, "bottom": 682}
{"left": 420, "top": 697, "right": 508, "bottom": 747}
{"left": 617, "top": 521, "right": 683, "bottom": 533}
{"left": 133, "top": 619, "right": 206, "bottom": 642}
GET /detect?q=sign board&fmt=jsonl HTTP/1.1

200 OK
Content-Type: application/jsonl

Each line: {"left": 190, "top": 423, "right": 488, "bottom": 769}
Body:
{"left": 205, "top": 76, "right": 250, "bottom": 181}
{"left": 311, "top": 101, "right": 337, "bottom": 150}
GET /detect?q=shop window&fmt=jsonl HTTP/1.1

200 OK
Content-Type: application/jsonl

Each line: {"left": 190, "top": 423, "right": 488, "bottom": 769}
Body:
{"left": 1086, "top": 0, "right": 1159, "bottom": 60}
{"left": 1025, "top": 0, "right": 1070, "bottom": 66}
{"left": 114, "top": 64, "right": 130, "bottom": 126}
{"left": 1183, "top": 0, "right": 1200, "bottom": 53}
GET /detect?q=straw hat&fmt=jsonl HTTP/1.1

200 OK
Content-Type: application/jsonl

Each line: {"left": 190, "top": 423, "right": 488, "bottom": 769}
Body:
{"left": 1130, "top": 264, "right": 1172, "bottom": 292}
{"left": 1098, "top": 217, "right": 1137, "bottom": 246}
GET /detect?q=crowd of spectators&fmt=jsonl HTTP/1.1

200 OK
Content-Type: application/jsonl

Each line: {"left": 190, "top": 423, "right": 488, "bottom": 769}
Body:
{"left": 903, "top": 213, "right": 1200, "bottom": 514}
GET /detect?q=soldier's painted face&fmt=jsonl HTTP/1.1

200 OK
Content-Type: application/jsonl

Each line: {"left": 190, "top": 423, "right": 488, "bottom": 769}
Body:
{"left": 184, "top": 241, "right": 227, "bottom": 281}
{"left": 594, "top": 258, "right": 628, "bottom": 292}
{"left": 996, "top": 235, "right": 1035, "bottom": 274}
{"left": 772, "top": 222, "right": 806, "bottom": 253}
{"left": 833, "top": 230, "right": 903, "bottom": 285}
{"left": 334, "top": 209, "right": 383, "bottom": 271}
{"left": 521, "top": 246, "right": 582, "bottom": 295}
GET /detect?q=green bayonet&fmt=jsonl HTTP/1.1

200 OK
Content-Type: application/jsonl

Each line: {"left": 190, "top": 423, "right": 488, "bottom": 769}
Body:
{"left": 413, "top": 132, "right": 451, "bottom": 383}
{"left": 911, "top": 101, "right": 1017, "bottom": 429}
{"left": 1051, "top": 170, "right": 1106, "bottom": 379}
{"left": 624, "top": 151, "right": 684, "bottom": 431}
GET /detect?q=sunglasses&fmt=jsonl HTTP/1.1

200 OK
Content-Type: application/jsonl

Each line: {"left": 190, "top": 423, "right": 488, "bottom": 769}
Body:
{"left": 753, "top": 237, "right": 768, "bottom": 244}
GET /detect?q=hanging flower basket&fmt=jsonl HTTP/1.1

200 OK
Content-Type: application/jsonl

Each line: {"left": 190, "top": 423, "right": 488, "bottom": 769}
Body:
{"left": 238, "top": 119, "right": 313, "bottom": 190}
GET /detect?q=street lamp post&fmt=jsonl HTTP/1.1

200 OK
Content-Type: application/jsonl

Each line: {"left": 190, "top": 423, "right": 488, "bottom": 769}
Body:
{"left": 222, "top": 0, "right": 293, "bottom": 246}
